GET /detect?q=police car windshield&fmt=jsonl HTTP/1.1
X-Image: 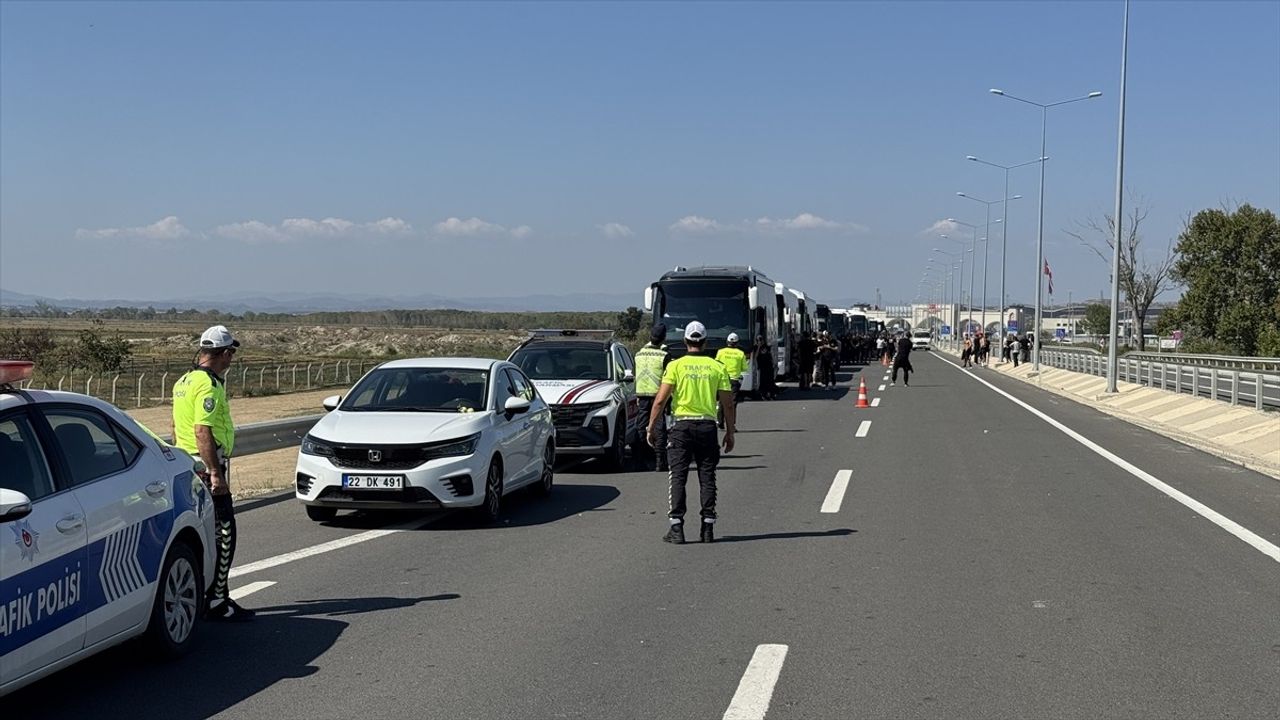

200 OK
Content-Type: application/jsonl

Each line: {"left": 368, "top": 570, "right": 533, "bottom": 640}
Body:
{"left": 510, "top": 346, "right": 609, "bottom": 380}
{"left": 341, "top": 368, "right": 489, "bottom": 413}
{"left": 659, "top": 281, "right": 749, "bottom": 344}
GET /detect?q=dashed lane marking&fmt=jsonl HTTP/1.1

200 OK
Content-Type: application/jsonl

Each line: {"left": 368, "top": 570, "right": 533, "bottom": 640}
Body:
{"left": 820, "top": 470, "right": 852, "bottom": 513}
{"left": 723, "top": 644, "right": 789, "bottom": 720}
{"left": 871, "top": 398, "right": 881, "bottom": 407}
{"left": 934, "top": 352, "right": 1280, "bottom": 565}
{"left": 856, "top": 420, "right": 872, "bottom": 438}
{"left": 878, "top": 384, "right": 886, "bottom": 391}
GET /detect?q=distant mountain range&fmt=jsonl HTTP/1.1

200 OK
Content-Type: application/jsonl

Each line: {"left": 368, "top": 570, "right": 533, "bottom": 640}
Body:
{"left": 0, "top": 288, "right": 643, "bottom": 314}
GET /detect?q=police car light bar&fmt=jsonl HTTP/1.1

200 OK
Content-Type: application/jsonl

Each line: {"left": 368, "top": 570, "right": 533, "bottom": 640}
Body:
{"left": 527, "top": 329, "right": 615, "bottom": 339}
{"left": 0, "top": 360, "right": 35, "bottom": 386}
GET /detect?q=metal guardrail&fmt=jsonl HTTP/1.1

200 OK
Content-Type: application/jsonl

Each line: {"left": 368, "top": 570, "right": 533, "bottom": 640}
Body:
{"left": 1039, "top": 349, "right": 1280, "bottom": 411}
{"left": 161, "top": 414, "right": 325, "bottom": 457}
{"left": 1033, "top": 344, "right": 1280, "bottom": 373}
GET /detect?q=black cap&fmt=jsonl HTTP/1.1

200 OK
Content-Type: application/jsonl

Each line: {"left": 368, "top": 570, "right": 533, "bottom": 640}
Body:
{"left": 650, "top": 324, "right": 667, "bottom": 343}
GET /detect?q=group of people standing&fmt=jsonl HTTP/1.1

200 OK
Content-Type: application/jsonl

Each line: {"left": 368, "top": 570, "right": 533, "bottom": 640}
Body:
{"left": 963, "top": 331, "right": 1034, "bottom": 367}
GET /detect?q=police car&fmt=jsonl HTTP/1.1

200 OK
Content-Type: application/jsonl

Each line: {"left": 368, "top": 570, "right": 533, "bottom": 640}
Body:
{"left": 0, "top": 361, "right": 216, "bottom": 696}
{"left": 507, "top": 330, "right": 640, "bottom": 470}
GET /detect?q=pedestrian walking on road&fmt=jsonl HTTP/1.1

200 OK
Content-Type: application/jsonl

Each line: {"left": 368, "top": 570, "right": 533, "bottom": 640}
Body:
{"left": 634, "top": 324, "right": 672, "bottom": 471}
{"left": 961, "top": 336, "right": 973, "bottom": 367}
{"left": 172, "top": 325, "right": 255, "bottom": 621}
{"left": 715, "top": 332, "right": 747, "bottom": 428}
{"left": 798, "top": 332, "right": 815, "bottom": 391}
{"left": 890, "top": 332, "right": 914, "bottom": 387}
{"left": 647, "top": 321, "right": 735, "bottom": 545}
{"left": 754, "top": 334, "right": 777, "bottom": 400}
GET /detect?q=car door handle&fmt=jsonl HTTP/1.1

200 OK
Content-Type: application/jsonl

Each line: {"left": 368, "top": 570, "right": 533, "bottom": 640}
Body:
{"left": 56, "top": 514, "right": 85, "bottom": 534}
{"left": 146, "top": 481, "right": 168, "bottom": 497}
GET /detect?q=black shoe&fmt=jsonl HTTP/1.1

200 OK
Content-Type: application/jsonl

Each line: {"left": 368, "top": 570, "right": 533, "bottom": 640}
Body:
{"left": 663, "top": 524, "right": 685, "bottom": 544}
{"left": 206, "top": 598, "right": 255, "bottom": 622}
{"left": 700, "top": 523, "right": 715, "bottom": 544}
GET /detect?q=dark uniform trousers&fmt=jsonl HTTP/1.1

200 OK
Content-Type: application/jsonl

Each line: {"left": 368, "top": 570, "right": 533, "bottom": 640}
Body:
{"left": 197, "top": 463, "right": 237, "bottom": 604}
{"left": 667, "top": 419, "right": 719, "bottom": 523}
{"left": 636, "top": 395, "right": 669, "bottom": 466}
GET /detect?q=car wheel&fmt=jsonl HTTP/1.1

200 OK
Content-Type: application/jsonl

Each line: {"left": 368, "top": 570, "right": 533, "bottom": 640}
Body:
{"left": 476, "top": 458, "right": 504, "bottom": 522}
{"left": 604, "top": 412, "right": 627, "bottom": 471}
{"left": 532, "top": 443, "right": 554, "bottom": 497}
{"left": 145, "top": 541, "right": 202, "bottom": 658}
{"left": 306, "top": 505, "right": 337, "bottom": 522}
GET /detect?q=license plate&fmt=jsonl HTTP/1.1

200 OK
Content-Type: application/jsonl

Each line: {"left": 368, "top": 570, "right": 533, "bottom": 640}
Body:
{"left": 341, "top": 474, "right": 405, "bottom": 489}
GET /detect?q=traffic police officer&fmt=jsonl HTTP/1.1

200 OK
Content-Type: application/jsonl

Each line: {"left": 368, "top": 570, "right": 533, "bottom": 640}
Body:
{"left": 715, "top": 332, "right": 747, "bottom": 428}
{"left": 172, "top": 325, "right": 254, "bottom": 621}
{"left": 634, "top": 324, "right": 672, "bottom": 472}
{"left": 646, "top": 321, "right": 734, "bottom": 545}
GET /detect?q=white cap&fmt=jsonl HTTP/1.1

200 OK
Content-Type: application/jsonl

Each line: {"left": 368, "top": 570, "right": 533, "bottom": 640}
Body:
{"left": 199, "top": 325, "right": 240, "bottom": 350}
{"left": 727, "top": 332, "right": 739, "bottom": 344}
{"left": 683, "top": 321, "right": 707, "bottom": 342}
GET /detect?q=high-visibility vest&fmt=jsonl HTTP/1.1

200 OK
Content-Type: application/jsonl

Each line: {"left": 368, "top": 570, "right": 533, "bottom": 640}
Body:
{"left": 634, "top": 343, "right": 668, "bottom": 396}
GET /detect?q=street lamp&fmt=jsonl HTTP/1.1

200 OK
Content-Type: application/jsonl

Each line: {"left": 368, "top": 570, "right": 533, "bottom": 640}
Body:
{"left": 941, "top": 234, "right": 975, "bottom": 335}
{"left": 957, "top": 191, "right": 1022, "bottom": 343}
{"left": 965, "top": 156, "right": 1042, "bottom": 346}
{"left": 991, "top": 87, "right": 1103, "bottom": 369}
{"left": 944, "top": 219, "right": 980, "bottom": 335}
{"left": 933, "top": 249, "right": 963, "bottom": 347}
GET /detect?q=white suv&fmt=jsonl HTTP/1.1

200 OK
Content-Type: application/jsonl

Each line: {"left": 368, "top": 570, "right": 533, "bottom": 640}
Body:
{"left": 507, "top": 331, "right": 639, "bottom": 471}
{"left": 0, "top": 361, "right": 216, "bottom": 696}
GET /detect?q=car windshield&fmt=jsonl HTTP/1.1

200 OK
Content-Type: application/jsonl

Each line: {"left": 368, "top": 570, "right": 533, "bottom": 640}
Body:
{"left": 659, "top": 280, "right": 750, "bottom": 344}
{"left": 510, "top": 346, "right": 609, "bottom": 380}
{"left": 341, "top": 368, "right": 489, "bottom": 413}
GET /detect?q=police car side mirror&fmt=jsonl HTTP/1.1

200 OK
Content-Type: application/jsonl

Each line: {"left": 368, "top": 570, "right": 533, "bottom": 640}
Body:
{"left": 322, "top": 394, "right": 343, "bottom": 412}
{"left": 0, "top": 488, "right": 33, "bottom": 524}
{"left": 621, "top": 369, "right": 635, "bottom": 383}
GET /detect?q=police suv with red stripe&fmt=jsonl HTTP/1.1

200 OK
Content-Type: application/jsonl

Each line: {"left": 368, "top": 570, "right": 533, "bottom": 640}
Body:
{"left": 0, "top": 361, "right": 216, "bottom": 696}
{"left": 507, "top": 331, "right": 640, "bottom": 471}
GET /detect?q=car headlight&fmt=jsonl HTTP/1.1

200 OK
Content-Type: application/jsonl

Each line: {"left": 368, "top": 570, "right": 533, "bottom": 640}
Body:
{"left": 301, "top": 435, "right": 336, "bottom": 457}
{"left": 422, "top": 433, "right": 481, "bottom": 460}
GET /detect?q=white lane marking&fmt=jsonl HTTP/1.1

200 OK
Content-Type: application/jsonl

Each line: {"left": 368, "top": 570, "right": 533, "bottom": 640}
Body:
{"left": 230, "top": 518, "right": 433, "bottom": 578}
{"left": 856, "top": 420, "right": 872, "bottom": 438}
{"left": 723, "top": 644, "right": 789, "bottom": 720}
{"left": 821, "top": 470, "right": 853, "bottom": 513}
{"left": 230, "top": 580, "right": 276, "bottom": 600}
{"left": 878, "top": 384, "right": 886, "bottom": 391}
{"left": 935, "top": 353, "right": 1280, "bottom": 564}
{"left": 871, "top": 398, "right": 881, "bottom": 407}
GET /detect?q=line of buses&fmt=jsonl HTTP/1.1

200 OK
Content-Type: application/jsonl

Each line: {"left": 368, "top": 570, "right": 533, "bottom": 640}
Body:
{"left": 643, "top": 265, "right": 885, "bottom": 396}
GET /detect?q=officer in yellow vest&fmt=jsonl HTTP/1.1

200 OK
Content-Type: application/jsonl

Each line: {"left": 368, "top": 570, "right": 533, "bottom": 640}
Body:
{"left": 633, "top": 324, "right": 672, "bottom": 472}
{"left": 714, "top": 332, "right": 747, "bottom": 429}
{"left": 172, "top": 325, "right": 254, "bottom": 621}
{"left": 646, "top": 321, "right": 734, "bottom": 544}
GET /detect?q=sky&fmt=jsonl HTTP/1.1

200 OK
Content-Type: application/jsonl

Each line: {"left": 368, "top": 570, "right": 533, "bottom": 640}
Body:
{"left": 1, "top": 0, "right": 1277, "bottom": 309}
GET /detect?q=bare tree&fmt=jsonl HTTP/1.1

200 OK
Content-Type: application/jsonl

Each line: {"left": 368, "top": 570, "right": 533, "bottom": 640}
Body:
{"left": 1067, "top": 197, "right": 1178, "bottom": 351}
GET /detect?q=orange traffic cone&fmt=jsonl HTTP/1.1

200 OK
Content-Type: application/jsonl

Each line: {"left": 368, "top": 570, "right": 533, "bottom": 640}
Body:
{"left": 881, "top": 353, "right": 889, "bottom": 367}
{"left": 855, "top": 376, "right": 871, "bottom": 408}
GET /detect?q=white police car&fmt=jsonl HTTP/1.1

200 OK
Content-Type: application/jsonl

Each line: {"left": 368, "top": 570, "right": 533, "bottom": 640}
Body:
{"left": 0, "top": 361, "right": 216, "bottom": 696}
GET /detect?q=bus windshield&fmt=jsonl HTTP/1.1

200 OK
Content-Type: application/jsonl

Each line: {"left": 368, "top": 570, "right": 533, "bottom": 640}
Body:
{"left": 658, "top": 280, "right": 750, "bottom": 344}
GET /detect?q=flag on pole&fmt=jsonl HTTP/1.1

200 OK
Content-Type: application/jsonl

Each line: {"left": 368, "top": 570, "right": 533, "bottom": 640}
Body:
{"left": 1044, "top": 259, "right": 1054, "bottom": 295}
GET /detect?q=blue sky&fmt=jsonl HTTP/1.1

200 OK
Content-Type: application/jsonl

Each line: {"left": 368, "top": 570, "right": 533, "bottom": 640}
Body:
{"left": 2, "top": 0, "right": 1277, "bottom": 308}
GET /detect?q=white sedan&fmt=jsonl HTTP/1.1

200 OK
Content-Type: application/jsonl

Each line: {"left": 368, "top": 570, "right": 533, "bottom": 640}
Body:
{"left": 295, "top": 358, "right": 556, "bottom": 522}
{"left": 1, "top": 361, "right": 216, "bottom": 696}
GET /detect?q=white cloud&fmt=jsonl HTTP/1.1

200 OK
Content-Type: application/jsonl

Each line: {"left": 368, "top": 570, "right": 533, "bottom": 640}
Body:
{"left": 433, "top": 216, "right": 530, "bottom": 239}
{"left": 213, "top": 216, "right": 412, "bottom": 242}
{"left": 755, "top": 212, "right": 866, "bottom": 233}
{"left": 75, "top": 215, "right": 192, "bottom": 241}
{"left": 921, "top": 219, "right": 960, "bottom": 237}
{"left": 599, "top": 222, "right": 635, "bottom": 239}
{"left": 669, "top": 215, "right": 724, "bottom": 234}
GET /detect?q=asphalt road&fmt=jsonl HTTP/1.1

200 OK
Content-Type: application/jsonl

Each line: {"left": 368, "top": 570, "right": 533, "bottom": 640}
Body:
{"left": 13, "top": 352, "right": 1280, "bottom": 719}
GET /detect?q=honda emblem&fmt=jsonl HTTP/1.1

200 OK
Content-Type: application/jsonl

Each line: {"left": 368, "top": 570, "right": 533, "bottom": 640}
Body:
{"left": 368, "top": 449, "right": 382, "bottom": 463}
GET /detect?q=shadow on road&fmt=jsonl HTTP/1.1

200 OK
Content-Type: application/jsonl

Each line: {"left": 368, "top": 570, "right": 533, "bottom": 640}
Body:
{"left": 715, "top": 528, "right": 856, "bottom": 544}
{"left": 11, "top": 594, "right": 460, "bottom": 720}
{"left": 735, "top": 429, "right": 806, "bottom": 434}
{"left": 426, "top": 483, "right": 621, "bottom": 531}
{"left": 718, "top": 465, "right": 769, "bottom": 471}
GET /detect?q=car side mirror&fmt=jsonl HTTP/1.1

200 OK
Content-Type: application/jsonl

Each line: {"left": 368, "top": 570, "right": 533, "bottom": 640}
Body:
{"left": 504, "top": 397, "right": 531, "bottom": 415}
{"left": 0, "top": 488, "right": 33, "bottom": 524}
{"left": 322, "top": 394, "right": 343, "bottom": 412}
{"left": 622, "top": 369, "right": 635, "bottom": 383}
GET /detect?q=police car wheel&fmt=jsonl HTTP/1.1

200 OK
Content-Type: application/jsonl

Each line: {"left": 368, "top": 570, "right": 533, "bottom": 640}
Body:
{"left": 532, "top": 443, "right": 554, "bottom": 497}
{"left": 306, "top": 505, "right": 338, "bottom": 522}
{"left": 603, "top": 413, "right": 626, "bottom": 471}
{"left": 146, "top": 541, "right": 202, "bottom": 658}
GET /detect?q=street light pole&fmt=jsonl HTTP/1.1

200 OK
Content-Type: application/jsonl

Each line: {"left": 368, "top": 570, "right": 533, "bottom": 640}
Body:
{"left": 991, "top": 88, "right": 1103, "bottom": 370}
{"left": 944, "top": 219, "right": 981, "bottom": 334}
{"left": 1107, "top": 0, "right": 1129, "bottom": 393}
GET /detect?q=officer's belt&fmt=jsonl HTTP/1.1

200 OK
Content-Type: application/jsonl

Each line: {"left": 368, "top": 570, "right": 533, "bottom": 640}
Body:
{"left": 673, "top": 416, "right": 717, "bottom": 423}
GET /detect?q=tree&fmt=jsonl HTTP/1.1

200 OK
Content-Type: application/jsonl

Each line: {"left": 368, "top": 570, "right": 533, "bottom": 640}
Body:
{"left": 1068, "top": 196, "right": 1179, "bottom": 351}
{"left": 1166, "top": 203, "right": 1280, "bottom": 356}
{"left": 616, "top": 306, "right": 645, "bottom": 340}
{"left": 1078, "top": 303, "right": 1112, "bottom": 337}
{"left": 0, "top": 327, "right": 57, "bottom": 362}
